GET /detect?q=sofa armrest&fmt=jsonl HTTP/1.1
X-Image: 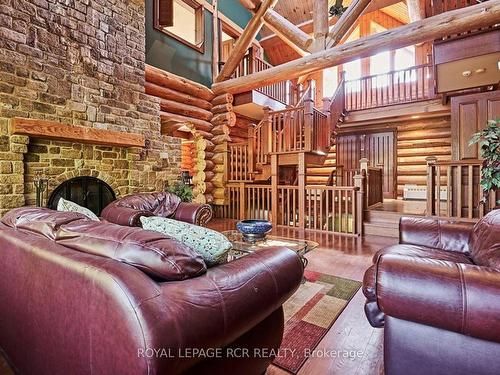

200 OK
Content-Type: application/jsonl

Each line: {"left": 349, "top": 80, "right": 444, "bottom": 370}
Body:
{"left": 399, "top": 216, "right": 475, "bottom": 253}
{"left": 174, "top": 202, "right": 213, "bottom": 226}
{"left": 100, "top": 205, "right": 154, "bottom": 227}
{"left": 376, "top": 254, "right": 500, "bottom": 343}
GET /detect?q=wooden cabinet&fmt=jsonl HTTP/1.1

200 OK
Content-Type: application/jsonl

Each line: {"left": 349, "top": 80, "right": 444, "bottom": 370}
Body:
{"left": 451, "top": 90, "right": 500, "bottom": 161}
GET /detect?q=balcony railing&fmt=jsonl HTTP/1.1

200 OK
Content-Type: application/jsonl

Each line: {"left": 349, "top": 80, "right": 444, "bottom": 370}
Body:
{"left": 345, "top": 63, "right": 434, "bottom": 111}
{"left": 219, "top": 53, "right": 290, "bottom": 105}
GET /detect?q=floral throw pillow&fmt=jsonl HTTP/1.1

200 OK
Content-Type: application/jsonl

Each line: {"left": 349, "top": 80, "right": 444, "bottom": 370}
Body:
{"left": 140, "top": 216, "right": 232, "bottom": 266}
{"left": 57, "top": 198, "right": 100, "bottom": 221}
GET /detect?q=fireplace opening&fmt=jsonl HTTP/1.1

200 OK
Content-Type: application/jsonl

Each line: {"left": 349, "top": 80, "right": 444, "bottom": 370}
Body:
{"left": 47, "top": 176, "right": 116, "bottom": 216}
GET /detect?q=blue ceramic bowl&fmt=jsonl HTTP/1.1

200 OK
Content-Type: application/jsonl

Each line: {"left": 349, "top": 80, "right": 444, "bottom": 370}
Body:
{"left": 236, "top": 219, "right": 272, "bottom": 241}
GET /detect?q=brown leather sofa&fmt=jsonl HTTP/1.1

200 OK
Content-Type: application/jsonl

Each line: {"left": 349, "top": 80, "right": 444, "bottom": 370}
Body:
{"left": 363, "top": 208, "right": 500, "bottom": 375}
{"left": 101, "top": 191, "right": 213, "bottom": 227}
{"left": 0, "top": 207, "right": 303, "bottom": 375}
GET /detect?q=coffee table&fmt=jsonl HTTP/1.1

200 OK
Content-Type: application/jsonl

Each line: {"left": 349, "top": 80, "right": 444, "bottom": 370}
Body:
{"left": 222, "top": 230, "right": 318, "bottom": 269}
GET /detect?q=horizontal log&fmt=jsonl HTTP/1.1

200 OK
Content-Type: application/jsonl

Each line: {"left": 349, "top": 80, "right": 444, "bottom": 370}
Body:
{"left": 204, "top": 151, "right": 214, "bottom": 160}
{"left": 213, "top": 188, "right": 225, "bottom": 200}
{"left": 159, "top": 98, "right": 213, "bottom": 122}
{"left": 212, "top": 1, "right": 500, "bottom": 95}
{"left": 212, "top": 111, "right": 237, "bottom": 127}
{"left": 205, "top": 160, "right": 215, "bottom": 171}
{"left": 193, "top": 194, "right": 207, "bottom": 204}
{"left": 146, "top": 82, "right": 212, "bottom": 111}
{"left": 213, "top": 143, "right": 228, "bottom": 153}
{"left": 212, "top": 134, "right": 231, "bottom": 144}
{"left": 212, "top": 93, "right": 234, "bottom": 106}
{"left": 160, "top": 111, "right": 213, "bottom": 133}
{"left": 212, "top": 125, "right": 230, "bottom": 136}
{"left": 229, "top": 126, "right": 250, "bottom": 139}
{"left": 228, "top": 135, "right": 246, "bottom": 143}
{"left": 212, "top": 103, "right": 234, "bottom": 114}
{"left": 205, "top": 171, "right": 215, "bottom": 181}
{"left": 204, "top": 194, "right": 214, "bottom": 204}
{"left": 205, "top": 181, "right": 214, "bottom": 192}
{"left": 212, "top": 153, "right": 225, "bottom": 164}
{"left": 146, "top": 64, "right": 214, "bottom": 101}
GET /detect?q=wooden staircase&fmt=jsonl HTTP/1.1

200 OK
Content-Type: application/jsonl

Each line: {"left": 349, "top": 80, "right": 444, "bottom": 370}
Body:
{"left": 363, "top": 210, "right": 401, "bottom": 238}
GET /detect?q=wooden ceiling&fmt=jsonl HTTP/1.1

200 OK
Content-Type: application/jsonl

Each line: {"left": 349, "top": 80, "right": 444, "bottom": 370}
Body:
{"left": 260, "top": 0, "right": 412, "bottom": 65}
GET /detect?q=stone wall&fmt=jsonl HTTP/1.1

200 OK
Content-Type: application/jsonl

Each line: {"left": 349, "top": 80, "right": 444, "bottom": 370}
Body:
{"left": 0, "top": 0, "right": 181, "bottom": 214}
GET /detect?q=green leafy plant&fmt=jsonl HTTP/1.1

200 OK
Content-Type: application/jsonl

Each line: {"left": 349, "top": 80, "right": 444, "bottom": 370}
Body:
{"left": 469, "top": 119, "right": 500, "bottom": 204}
{"left": 167, "top": 181, "right": 193, "bottom": 202}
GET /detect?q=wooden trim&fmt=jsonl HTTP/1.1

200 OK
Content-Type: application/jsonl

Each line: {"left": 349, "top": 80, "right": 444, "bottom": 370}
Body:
{"left": 212, "top": 1, "right": 500, "bottom": 95}
{"left": 10, "top": 118, "right": 145, "bottom": 148}
{"left": 154, "top": 0, "right": 206, "bottom": 54}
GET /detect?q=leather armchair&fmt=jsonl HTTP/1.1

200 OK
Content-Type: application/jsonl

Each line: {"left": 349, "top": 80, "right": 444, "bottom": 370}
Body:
{"left": 101, "top": 191, "right": 213, "bottom": 227}
{"left": 363, "top": 209, "right": 500, "bottom": 375}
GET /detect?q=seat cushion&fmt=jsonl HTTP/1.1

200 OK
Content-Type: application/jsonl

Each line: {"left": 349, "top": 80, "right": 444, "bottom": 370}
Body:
{"left": 373, "top": 244, "right": 473, "bottom": 265}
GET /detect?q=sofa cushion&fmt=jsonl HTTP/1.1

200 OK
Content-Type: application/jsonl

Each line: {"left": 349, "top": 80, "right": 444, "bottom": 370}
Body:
{"left": 469, "top": 209, "right": 500, "bottom": 270}
{"left": 2, "top": 207, "right": 206, "bottom": 281}
{"left": 374, "top": 244, "right": 473, "bottom": 265}
{"left": 57, "top": 197, "right": 100, "bottom": 221}
{"left": 141, "top": 216, "right": 232, "bottom": 266}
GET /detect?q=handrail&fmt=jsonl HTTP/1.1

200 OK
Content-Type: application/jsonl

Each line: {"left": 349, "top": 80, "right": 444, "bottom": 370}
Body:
{"left": 344, "top": 63, "right": 432, "bottom": 83}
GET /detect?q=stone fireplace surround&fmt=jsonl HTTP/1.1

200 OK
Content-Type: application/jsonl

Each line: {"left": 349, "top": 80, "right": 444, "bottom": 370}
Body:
{"left": 0, "top": 0, "right": 183, "bottom": 215}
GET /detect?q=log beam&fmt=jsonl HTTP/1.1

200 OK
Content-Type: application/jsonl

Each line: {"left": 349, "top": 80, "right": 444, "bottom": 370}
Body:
{"left": 212, "top": 0, "right": 500, "bottom": 95}
{"left": 326, "top": 0, "right": 372, "bottom": 49}
{"left": 263, "top": 9, "right": 312, "bottom": 55}
{"left": 215, "top": 0, "right": 277, "bottom": 82}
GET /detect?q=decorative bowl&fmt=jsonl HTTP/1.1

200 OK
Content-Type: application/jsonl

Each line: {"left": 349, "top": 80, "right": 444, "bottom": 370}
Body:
{"left": 236, "top": 219, "right": 273, "bottom": 242}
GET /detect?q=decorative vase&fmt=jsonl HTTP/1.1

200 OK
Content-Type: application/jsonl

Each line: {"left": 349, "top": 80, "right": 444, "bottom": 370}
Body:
{"left": 236, "top": 219, "right": 273, "bottom": 242}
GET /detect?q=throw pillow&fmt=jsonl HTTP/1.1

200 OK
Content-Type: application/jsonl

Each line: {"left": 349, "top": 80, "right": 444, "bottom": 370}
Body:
{"left": 57, "top": 197, "right": 100, "bottom": 221}
{"left": 140, "top": 216, "right": 232, "bottom": 266}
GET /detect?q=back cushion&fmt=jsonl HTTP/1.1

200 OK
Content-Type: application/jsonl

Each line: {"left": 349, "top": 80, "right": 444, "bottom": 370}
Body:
{"left": 2, "top": 207, "right": 206, "bottom": 280}
{"left": 115, "top": 192, "right": 181, "bottom": 218}
{"left": 469, "top": 209, "right": 500, "bottom": 270}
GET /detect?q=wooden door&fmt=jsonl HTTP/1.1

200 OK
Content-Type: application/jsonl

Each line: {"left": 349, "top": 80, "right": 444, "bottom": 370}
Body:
{"left": 451, "top": 90, "right": 500, "bottom": 161}
{"left": 336, "top": 135, "right": 360, "bottom": 171}
{"left": 363, "top": 132, "right": 396, "bottom": 198}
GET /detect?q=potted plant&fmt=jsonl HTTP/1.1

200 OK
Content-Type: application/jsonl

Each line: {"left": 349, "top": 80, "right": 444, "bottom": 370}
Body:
{"left": 167, "top": 181, "right": 194, "bottom": 203}
{"left": 469, "top": 119, "right": 500, "bottom": 205}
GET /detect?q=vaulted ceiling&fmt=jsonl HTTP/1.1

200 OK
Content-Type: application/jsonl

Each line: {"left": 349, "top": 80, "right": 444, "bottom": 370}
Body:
{"left": 260, "top": 0, "right": 412, "bottom": 65}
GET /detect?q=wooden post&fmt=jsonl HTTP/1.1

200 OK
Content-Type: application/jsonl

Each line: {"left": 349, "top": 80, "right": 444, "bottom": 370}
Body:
{"left": 298, "top": 152, "right": 306, "bottom": 229}
{"left": 212, "top": 0, "right": 220, "bottom": 80}
{"left": 312, "top": 0, "right": 329, "bottom": 52}
{"left": 239, "top": 182, "right": 246, "bottom": 219}
{"left": 263, "top": 106, "right": 271, "bottom": 155}
{"left": 426, "top": 156, "right": 437, "bottom": 216}
{"left": 304, "top": 80, "right": 315, "bottom": 151}
{"left": 247, "top": 125, "right": 255, "bottom": 175}
{"left": 271, "top": 154, "right": 278, "bottom": 225}
{"left": 353, "top": 173, "right": 365, "bottom": 236}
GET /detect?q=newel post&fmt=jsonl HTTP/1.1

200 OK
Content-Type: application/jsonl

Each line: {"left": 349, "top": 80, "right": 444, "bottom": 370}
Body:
{"left": 263, "top": 106, "right": 272, "bottom": 155}
{"left": 359, "top": 158, "right": 369, "bottom": 210}
{"left": 426, "top": 156, "right": 438, "bottom": 216}
{"left": 270, "top": 154, "right": 278, "bottom": 225}
{"left": 353, "top": 173, "right": 365, "bottom": 236}
{"left": 304, "top": 80, "right": 315, "bottom": 151}
{"left": 247, "top": 125, "right": 255, "bottom": 175}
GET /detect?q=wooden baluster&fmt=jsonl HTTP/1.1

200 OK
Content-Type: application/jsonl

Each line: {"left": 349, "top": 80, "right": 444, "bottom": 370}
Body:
{"left": 354, "top": 174, "right": 364, "bottom": 236}
{"left": 447, "top": 165, "right": 452, "bottom": 217}
{"left": 239, "top": 183, "right": 245, "bottom": 220}
{"left": 436, "top": 164, "right": 441, "bottom": 215}
{"left": 457, "top": 166, "right": 462, "bottom": 218}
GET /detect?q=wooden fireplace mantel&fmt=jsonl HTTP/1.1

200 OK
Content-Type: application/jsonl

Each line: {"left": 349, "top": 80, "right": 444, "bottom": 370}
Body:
{"left": 10, "top": 118, "right": 145, "bottom": 148}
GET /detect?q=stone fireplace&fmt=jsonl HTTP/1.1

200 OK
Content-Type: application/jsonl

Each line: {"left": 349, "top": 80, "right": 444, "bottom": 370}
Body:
{"left": 0, "top": 0, "right": 182, "bottom": 215}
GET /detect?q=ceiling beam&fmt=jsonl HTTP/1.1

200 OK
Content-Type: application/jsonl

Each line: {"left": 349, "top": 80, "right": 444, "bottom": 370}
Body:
{"left": 215, "top": 0, "right": 278, "bottom": 82}
{"left": 326, "top": 0, "right": 372, "bottom": 48}
{"left": 263, "top": 9, "right": 313, "bottom": 54}
{"left": 311, "top": 0, "right": 330, "bottom": 52}
{"left": 212, "top": 0, "right": 500, "bottom": 95}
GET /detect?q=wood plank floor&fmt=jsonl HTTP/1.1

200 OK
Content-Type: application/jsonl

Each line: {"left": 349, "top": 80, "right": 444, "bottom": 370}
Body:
{"left": 0, "top": 220, "right": 396, "bottom": 375}
{"left": 208, "top": 219, "right": 396, "bottom": 375}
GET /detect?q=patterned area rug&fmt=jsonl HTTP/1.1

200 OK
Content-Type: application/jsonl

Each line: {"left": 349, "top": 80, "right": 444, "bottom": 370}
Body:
{"left": 273, "top": 270, "right": 362, "bottom": 374}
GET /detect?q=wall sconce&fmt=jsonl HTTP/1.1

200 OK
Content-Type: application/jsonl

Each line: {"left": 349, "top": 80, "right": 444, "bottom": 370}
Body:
{"left": 139, "top": 139, "right": 151, "bottom": 160}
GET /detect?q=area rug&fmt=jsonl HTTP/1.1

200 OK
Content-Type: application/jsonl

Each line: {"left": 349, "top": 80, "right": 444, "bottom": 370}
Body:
{"left": 273, "top": 270, "right": 362, "bottom": 374}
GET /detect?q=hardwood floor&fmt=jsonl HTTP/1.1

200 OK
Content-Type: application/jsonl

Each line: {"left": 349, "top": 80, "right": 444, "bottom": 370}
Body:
{"left": 0, "top": 220, "right": 395, "bottom": 375}
{"left": 208, "top": 219, "right": 396, "bottom": 375}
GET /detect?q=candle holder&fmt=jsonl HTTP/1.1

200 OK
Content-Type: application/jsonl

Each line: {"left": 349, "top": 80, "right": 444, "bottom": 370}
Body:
{"left": 33, "top": 172, "right": 49, "bottom": 207}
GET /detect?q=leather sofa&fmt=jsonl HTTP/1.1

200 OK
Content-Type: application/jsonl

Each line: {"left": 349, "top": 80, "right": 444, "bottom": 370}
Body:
{"left": 101, "top": 191, "right": 213, "bottom": 227}
{"left": 0, "top": 207, "right": 303, "bottom": 375}
{"left": 363, "top": 208, "right": 500, "bottom": 375}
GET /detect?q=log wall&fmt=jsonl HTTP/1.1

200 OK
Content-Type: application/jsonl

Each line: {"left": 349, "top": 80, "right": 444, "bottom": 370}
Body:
{"left": 145, "top": 64, "right": 216, "bottom": 204}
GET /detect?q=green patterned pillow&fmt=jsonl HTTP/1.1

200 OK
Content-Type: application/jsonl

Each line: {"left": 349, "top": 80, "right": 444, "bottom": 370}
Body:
{"left": 57, "top": 197, "right": 100, "bottom": 221}
{"left": 140, "top": 216, "right": 232, "bottom": 266}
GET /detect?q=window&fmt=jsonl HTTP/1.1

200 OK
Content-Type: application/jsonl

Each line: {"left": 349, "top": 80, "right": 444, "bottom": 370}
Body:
{"left": 370, "top": 51, "right": 391, "bottom": 87}
{"left": 154, "top": 0, "right": 205, "bottom": 53}
{"left": 344, "top": 59, "right": 362, "bottom": 92}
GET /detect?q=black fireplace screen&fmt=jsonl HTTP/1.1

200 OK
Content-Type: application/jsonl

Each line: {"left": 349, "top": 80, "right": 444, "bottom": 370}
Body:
{"left": 47, "top": 176, "right": 116, "bottom": 216}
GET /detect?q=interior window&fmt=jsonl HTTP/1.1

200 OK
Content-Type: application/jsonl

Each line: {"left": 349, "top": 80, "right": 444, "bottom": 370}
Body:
{"left": 155, "top": 0, "right": 205, "bottom": 53}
